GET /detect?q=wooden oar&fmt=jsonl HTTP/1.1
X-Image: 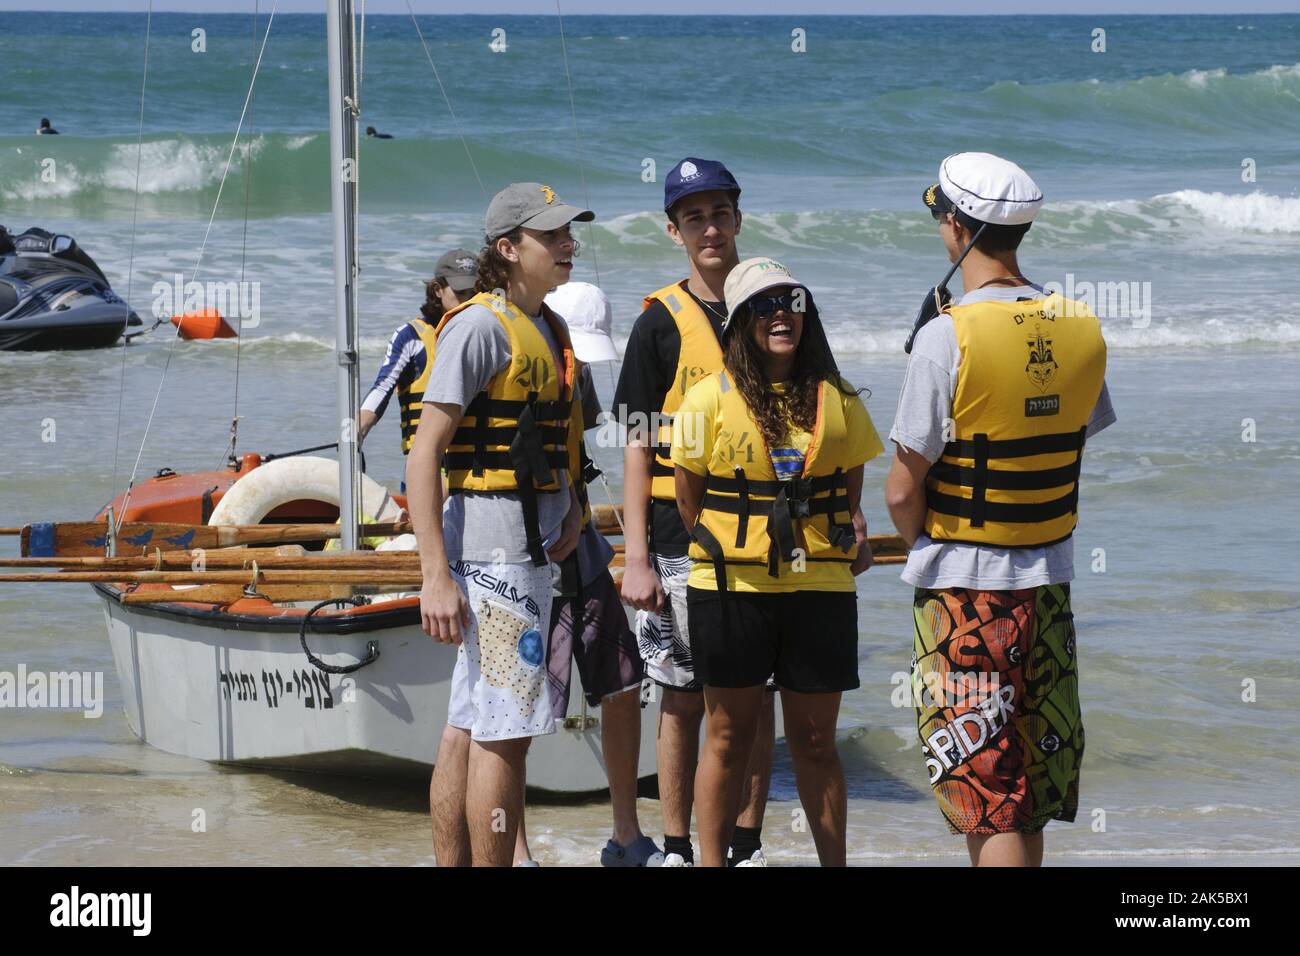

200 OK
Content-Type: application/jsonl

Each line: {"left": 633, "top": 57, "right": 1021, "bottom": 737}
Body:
{"left": 14, "top": 520, "right": 413, "bottom": 558}
{"left": 0, "top": 570, "right": 428, "bottom": 585}
{"left": 120, "top": 585, "right": 357, "bottom": 606}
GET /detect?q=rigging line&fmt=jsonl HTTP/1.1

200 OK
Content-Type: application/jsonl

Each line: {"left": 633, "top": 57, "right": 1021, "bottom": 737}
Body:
{"left": 186, "top": 0, "right": 278, "bottom": 289}
{"left": 117, "top": 1, "right": 279, "bottom": 532}
{"left": 554, "top": 0, "right": 600, "bottom": 286}
{"left": 110, "top": 0, "right": 153, "bottom": 506}
{"left": 222, "top": 0, "right": 261, "bottom": 471}
{"left": 404, "top": 0, "right": 486, "bottom": 201}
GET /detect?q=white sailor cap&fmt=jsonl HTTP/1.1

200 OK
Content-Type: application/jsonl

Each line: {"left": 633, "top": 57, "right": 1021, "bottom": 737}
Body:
{"left": 925, "top": 152, "right": 1043, "bottom": 226}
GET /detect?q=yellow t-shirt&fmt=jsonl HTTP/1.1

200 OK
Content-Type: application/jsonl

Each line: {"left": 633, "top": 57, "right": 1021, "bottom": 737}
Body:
{"left": 670, "top": 376, "right": 884, "bottom": 593}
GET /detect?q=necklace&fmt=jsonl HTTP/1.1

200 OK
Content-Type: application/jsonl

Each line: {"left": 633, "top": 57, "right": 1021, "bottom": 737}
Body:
{"left": 697, "top": 296, "right": 727, "bottom": 323}
{"left": 975, "top": 275, "right": 1031, "bottom": 290}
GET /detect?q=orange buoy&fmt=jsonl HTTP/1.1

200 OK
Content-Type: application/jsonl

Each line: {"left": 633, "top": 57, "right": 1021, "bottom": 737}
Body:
{"left": 170, "top": 309, "right": 238, "bottom": 340}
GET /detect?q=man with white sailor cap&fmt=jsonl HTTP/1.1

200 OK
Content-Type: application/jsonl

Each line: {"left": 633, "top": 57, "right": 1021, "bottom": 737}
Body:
{"left": 885, "top": 152, "right": 1117, "bottom": 867}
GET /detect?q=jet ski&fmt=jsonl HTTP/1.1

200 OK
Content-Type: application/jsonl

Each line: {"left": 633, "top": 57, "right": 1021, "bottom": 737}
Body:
{"left": 0, "top": 226, "right": 142, "bottom": 351}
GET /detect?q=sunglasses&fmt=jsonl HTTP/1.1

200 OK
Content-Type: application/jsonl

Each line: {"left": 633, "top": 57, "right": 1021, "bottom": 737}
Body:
{"left": 749, "top": 292, "right": 801, "bottom": 320}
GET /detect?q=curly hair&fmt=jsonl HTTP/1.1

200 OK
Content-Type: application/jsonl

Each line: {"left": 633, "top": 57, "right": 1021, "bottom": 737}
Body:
{"left": 418, "top": 279, "right": 446, "bottom": 323}
{"left": 474, "top": 228, "right": 523, "bottom": 296}
{"left": 723, "top": 296, "right": 862, "bottom": 456}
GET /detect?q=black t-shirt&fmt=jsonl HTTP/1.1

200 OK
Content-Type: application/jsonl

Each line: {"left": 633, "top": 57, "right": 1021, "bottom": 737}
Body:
{"left": 613, "top": 283, "right": 726, "bottom": 556}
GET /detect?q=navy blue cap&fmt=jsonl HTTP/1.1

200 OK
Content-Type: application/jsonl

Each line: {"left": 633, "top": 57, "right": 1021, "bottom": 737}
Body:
{"left": 663, "top": 157, "right": 741, "bottom": 214}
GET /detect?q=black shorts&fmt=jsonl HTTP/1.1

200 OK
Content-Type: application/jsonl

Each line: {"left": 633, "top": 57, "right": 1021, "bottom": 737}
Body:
{"left": 547, "top": 569, "right": 646, "bottom": 712}
{"left": 685, "top": 587, "right": 860, "bottom": 694}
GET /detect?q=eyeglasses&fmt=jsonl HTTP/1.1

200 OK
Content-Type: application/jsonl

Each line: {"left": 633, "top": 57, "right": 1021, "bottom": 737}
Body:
{"left": 749, "top": 292, "right": 800, "bottom": 320}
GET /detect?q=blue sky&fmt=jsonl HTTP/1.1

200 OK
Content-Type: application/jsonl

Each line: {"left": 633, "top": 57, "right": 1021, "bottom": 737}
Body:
{"left": 2, "top": 1, "right": 1298, "bottom": 13}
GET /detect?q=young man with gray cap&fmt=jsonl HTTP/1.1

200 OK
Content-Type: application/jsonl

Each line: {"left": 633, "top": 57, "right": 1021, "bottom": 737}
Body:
{"left": 358, "top": 248, "right": 478, "bottom": 457}
{"left": 885, "top": 152, "right": 1115, "bottom": 867}
{"left": 407, "top": 182, "right": 590, "bottom": 867}
{"left": 614, "top": 157, "right": 775, "bottom": 867}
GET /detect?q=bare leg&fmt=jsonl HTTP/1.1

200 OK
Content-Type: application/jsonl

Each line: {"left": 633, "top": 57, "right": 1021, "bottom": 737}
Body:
{"left": 601, "top": 687, "right": 645, "bottom": 846}
{"left": 694, "top": 684, "right": 765, "bottom": 867}
{"left": 966, "top": 832, "right": 1044, "bottom": 867}
{"left": 429, "top": 724, "right": 471, "bottom": 867}
{"left": 780, "top": 688, "right": 847, "bottom": 867}
{"left": 735, "top": 691, "right": 775, "bottom": 831}
{"left": 465, "top": 736, "right": 531, "bottom": 867}
{"left": 513, "top": 738, "right": 533, "bottom": 865}
{"left": 657, "top": 687, "right": 705, "bottom": 845}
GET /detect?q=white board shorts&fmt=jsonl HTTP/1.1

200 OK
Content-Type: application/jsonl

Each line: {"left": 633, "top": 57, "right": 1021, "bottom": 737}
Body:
{"left": 446, "top": 559, "right": 556, "bottom": 742}
{"left": 634, "top": 552, "right": 698, "bottom": 691}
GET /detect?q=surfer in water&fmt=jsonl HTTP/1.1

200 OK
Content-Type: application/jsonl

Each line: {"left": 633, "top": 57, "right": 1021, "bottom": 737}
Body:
{"left": 365, "top": 126, "right": 393, "bottom": 139}
{"left": 37, "top": 117, "right": 59, "bottom": 135}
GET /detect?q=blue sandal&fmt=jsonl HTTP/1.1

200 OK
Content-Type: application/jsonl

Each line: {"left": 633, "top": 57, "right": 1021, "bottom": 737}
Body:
{"left": 600, "top": 835, "right": 665, "bottom": 867}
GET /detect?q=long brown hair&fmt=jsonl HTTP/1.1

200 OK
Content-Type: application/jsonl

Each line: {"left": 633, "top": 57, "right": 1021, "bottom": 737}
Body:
{"left": 474, "top": 228, "right": 523, "bottom": 296}
{"left": 419, "top": 279, "right": 446, "bottom": 323}
{"left": 723, "top": 295, "right": 862, "bottom": 455}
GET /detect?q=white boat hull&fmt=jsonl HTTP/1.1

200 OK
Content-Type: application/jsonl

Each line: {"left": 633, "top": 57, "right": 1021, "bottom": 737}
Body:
{"left": 98, "top": 587, "right": 660, "bottom": 793}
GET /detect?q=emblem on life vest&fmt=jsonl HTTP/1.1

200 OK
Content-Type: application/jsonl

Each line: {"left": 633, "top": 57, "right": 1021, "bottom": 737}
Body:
{"left": 1025, "top": 325, "right": 1058, "bottom": 392}
{"left": 540, "top": 184, "right": 556, "bottom": 204}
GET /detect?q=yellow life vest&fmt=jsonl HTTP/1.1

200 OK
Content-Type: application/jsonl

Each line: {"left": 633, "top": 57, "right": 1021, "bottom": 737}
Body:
{"left": 924, "top": 294, "right": 1106, "bottom": 547}
{"left": 433, "top": 291, "right": 579, "bottom": 565}
{"left": 687, "top": 372, "right": 859, "bottom": 592}
{"left": 568, "top": 399, "right": 596, "bottom": 530}
{"left": 643, "top": 281, "right": 724, "bottom": 501}
{"left": 398, "top": 318, "right": 439, "bottom": 454}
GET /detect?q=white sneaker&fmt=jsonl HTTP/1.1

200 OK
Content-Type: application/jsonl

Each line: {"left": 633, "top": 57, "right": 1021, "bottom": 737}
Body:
{"left": 732, "top": 848, "right": 767, "bottom": 867}
{"left": 660, "top": 852, "right": 693, "bottom": 867}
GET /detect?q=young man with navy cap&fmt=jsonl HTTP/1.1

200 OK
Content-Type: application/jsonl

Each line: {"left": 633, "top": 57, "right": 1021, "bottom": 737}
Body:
{"left": 886, "top": 152, "right": 1116, "bottom": 867}
{"left": 614, "top": 157, "right": 775, "bottom": 867}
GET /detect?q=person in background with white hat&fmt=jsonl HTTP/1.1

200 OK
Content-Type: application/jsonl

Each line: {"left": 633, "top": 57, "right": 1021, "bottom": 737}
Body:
{"left": 409, "top": 182, "right": 589, "bottom": 867}
{"left": 614, "top": 157, "right": 776, "bottom": 867}
{"left": 885, "top": 152, "right": 1116, "bottom": 867}
{"left": 358, "top": 248, "right": 478, "bottom": 460}
{"left": 671, "top": 257, "right": 883, "bottom": 866}
{"left": 522, "top": 281, "right": 663, "bottom": 867}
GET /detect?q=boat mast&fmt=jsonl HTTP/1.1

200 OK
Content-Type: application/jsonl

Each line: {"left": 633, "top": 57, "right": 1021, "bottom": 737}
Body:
{"left": 327, "top": 0, "right": 361, "bottom": 551}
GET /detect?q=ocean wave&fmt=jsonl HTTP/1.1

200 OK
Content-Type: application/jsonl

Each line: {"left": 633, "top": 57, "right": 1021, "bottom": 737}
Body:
{"left": 1155, "top": 189, "right": 1300, "bottom": 233}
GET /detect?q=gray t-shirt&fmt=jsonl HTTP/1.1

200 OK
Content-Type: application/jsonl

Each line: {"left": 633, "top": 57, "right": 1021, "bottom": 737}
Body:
{"left": 426, "top": 303, "right": 572, "bottom": 564}
{"left": 888, "top": 284, "right": 1117, "bottom": 590}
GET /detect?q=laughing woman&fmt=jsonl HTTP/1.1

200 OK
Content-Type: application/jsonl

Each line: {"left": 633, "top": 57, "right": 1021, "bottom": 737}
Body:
{"left": 670, "top": 258, "right": 883, "bottom": 867}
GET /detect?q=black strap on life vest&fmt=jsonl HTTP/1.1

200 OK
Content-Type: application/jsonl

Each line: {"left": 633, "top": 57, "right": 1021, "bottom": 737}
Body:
{"left": 508, "top": 395, "right": 553, "bottom": 567}
{"left": 689, "top": 522, "right": 733, "bottom": 641}
{"left": 442, "top": 391, "right": 572, "bottom": 568}
{"left": 457, "top": 393, "right": 571, "bottom": 478}
{"left": 930, "top": 426, "right": 1088, "bottom": 528}
{"left": 575, "top": 441, "right": 600, "bottom": 516}
{"left": 700, "top": 468, "right": 855, "bottom": 578}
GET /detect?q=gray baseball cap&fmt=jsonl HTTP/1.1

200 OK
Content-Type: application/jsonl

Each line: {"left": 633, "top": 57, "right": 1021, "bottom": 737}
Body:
{"left": 434, "top": 248, "right": 478, "bottom": 292}
{"left": 484, "top": 182, "right": 594, "bottom": 240}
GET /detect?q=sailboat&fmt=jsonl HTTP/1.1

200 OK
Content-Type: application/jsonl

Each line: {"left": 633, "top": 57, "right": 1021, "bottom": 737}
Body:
{"left": 28, "top": 0, "right": 660, "bottom": 791}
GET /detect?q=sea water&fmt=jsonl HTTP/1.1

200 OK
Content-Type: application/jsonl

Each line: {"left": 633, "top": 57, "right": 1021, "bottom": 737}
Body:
{"left": 1, "top": 12, "right": 1297, "bottom": 866}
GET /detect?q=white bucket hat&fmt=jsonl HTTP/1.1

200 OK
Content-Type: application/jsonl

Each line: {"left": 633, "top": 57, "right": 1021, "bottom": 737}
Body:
{"left": 721, "top": 257, "right": 812, "bottom": 336}
{"left": 544, "top": 281, "right": 620, "bottom": 363}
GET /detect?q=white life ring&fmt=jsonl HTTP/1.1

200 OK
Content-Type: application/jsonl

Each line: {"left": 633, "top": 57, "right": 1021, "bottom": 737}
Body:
{"left": 208, "top": 455, "right": 404, "bottom": 527}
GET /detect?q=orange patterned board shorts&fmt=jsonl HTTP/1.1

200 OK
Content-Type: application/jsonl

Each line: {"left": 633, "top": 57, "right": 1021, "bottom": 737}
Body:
{"left": 911, "top": 584, "right": 1083, "bottom": 835}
